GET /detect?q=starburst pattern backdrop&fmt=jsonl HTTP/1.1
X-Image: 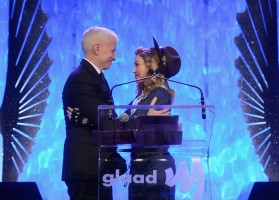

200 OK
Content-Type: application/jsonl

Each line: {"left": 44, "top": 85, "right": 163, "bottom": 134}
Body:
{"left": 235, "top": 0, "right": 279, "bottom": 181}
{"left": 0, "top": 0, "right": 51, "bottom": 182}
{"left": 1, "top": 0, "right": 278, "bottom": 200}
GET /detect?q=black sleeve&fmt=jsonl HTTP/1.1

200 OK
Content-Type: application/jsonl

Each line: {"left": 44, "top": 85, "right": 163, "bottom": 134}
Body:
{"left": 63, "top": 68, "right": 109, "bottom": 129}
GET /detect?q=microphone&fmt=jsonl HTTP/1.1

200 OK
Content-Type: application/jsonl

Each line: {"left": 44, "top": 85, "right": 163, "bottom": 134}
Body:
{"left": 108, "top": 98, "right": 114, "bottom": 120}
{"left": 118, "top": 112, "right": 129, "bottom": 122}
{"left": 149, "top": 69, "right": 206, "bottom": 119}
{"left": 110, "top": 73, "right": 156, "bottom": 99}
{"left": 118, "top": 112, "right": 130, "bottom": 130}
{"left": 108, "top": 73, "right": 156, "bottom": 119}
{"left": 148, "top": 68, "right": 160, "bottom": 75}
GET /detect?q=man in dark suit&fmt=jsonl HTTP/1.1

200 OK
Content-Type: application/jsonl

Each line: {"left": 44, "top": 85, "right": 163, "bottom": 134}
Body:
{"left": 62, "top": 26, "right": 126, "bottom": 200}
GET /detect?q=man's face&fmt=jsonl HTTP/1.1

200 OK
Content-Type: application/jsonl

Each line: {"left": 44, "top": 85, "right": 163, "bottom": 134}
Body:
{"left": 98, "top": 36, "right": 117, "bottom": 70}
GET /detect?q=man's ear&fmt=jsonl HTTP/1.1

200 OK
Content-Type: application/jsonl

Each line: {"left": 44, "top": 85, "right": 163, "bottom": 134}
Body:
{"left": 93, "top": 44, "right": 99, "bottom": 55}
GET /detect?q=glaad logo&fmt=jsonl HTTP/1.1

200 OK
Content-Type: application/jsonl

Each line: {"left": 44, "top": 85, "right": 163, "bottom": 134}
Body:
{"left": 102, "top": 156, "right": 205, "bottom": 199}
{"left": 102, "top": 169, "right": 157, "bottom": 187}
{"left": 165, "top": 156, "right": 205, "bottom": 200}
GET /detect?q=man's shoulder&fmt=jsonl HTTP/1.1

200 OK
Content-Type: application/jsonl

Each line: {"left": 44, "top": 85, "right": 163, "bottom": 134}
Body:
{"left": 62, "top": 66, "right": 98, "bottom": 93}
{"left": 69, "top": 62, "right": 98, "bottom": 80}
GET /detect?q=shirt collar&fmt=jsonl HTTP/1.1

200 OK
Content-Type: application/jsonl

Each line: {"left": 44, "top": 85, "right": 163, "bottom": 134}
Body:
{"left": 83, "top": 58, "right": 102, "bottom": 74}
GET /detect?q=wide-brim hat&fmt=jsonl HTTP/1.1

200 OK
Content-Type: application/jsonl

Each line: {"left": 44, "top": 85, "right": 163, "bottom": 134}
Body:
{"left": 153, "top": 37, "right": 181, "bottom": 79}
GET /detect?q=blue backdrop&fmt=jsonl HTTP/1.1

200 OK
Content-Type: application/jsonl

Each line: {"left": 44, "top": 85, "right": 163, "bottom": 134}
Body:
{"left": 1, "top": 0, "right": 278, "bottom": 199}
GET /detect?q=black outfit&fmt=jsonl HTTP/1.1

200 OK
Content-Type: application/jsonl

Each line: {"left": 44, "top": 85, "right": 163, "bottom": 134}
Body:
{"left": 62, "top": 59, "right": 126, "bottom": 200}
{"left": 126, "top": 87, "right": 176, "bottom": 200}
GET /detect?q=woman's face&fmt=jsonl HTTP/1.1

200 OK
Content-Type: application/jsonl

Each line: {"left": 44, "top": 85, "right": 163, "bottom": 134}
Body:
{"left": 133, "top": 55, "right": 149, "bottom": 81}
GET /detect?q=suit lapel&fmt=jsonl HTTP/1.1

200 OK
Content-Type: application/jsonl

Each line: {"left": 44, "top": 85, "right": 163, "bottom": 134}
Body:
{"left": 80, "top": 59, "right": 112, "bottom": 98}
{"left": 100, "top": 72, "right": 111, "bottom": 95}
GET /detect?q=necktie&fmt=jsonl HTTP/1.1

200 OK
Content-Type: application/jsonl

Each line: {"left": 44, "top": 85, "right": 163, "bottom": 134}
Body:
{"left": 100, "top": 72, "right": 115, "bottom": 107}
{"left": 100, "top": 72, "right": 111, "bottom": 94}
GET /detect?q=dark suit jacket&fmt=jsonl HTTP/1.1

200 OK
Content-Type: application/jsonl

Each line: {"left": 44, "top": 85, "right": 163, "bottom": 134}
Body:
{"left": 62, "top": 59, "right": 112, "bottom": 181}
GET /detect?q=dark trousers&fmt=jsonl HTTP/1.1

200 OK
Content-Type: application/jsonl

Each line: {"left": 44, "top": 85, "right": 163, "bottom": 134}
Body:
{"left": 65, "top": 180, "right": 112, "bottom": 200}
{"left": 129, "top": 149, "right": 176, "bottom": 200}
{"left": 64, "top": 146, "right": 127, "bottom": 200}
{"left": 65, "top": 149, "right": 126, "bottom": 200}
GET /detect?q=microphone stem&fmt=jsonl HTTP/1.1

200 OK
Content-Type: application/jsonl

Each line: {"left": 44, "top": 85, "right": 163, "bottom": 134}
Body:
{"left": 167, "top": 79, "right": 203, "bottom": 98}
{"left": 110, "top": 74, "right": 156, "bottom": 94}
{"left": 108, "top": 74, "right": 156, "bottom": 118}
{"left": 155, "top": 74, "right": 206, "bottom": 119}
{"left": 109, "top": 73, "right": 207, "bottom": 119}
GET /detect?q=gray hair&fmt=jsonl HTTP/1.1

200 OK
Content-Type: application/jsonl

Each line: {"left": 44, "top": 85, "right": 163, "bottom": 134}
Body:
{"left": 81, "top": 26, "right": 118, "bottom": 54}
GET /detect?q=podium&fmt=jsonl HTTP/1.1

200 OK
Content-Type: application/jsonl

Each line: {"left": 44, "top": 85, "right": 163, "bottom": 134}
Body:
{"left": 96, "top": 104, "right": 214, "bottom": 200}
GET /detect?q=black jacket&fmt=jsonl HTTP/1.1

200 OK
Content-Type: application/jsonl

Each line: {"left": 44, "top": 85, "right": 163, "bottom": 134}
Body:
{"left": 62, "top": 59, "right": 112, "bottom": 181}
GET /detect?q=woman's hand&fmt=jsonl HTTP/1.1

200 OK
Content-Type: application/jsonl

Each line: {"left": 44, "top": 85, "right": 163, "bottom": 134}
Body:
{"left": 147, "top": 97, "right": 170, "bottom": 116}
{"left": 67, "top": 107, "right": 89, "bottom": 125}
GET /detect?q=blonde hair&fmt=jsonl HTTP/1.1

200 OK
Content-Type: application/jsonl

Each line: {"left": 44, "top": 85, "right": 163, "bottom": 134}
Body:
{"left": 135, "top": 47, "right": 175, "bottom": 100}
